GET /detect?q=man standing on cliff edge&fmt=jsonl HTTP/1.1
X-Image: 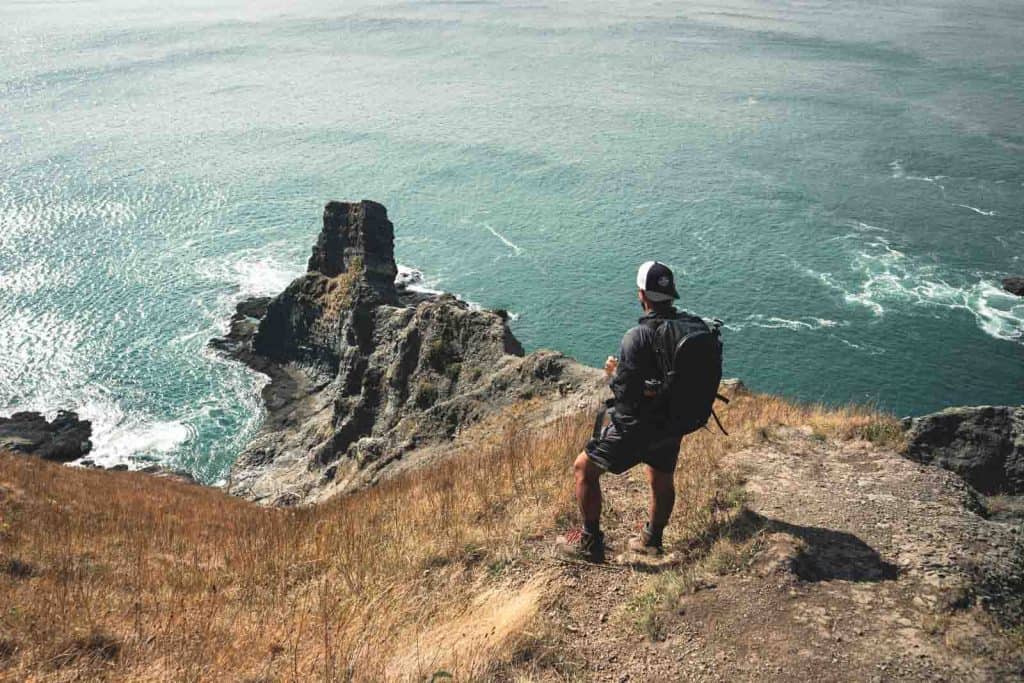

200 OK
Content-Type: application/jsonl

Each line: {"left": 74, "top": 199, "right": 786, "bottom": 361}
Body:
{"left": 555, "top": 261, "right": 718, "bottom": 562}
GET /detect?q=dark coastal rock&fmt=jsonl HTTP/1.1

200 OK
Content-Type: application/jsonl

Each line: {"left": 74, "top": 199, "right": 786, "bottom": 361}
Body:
{"left": 901, "top": 406, "right": 1024, "bottom": 494}
{"left": 1002, "top": 277, "right": 1024, "bottom": 297}
{"left": 235, "top": 296, "right": 272, "bottom": 320}
{"left": 210, "top": 297, "right": 272, "bottom": 359}
{"left": 214, "top": 200, "right": 597, "bottom": 505}
{"left": 139, "top": 464, "right": 199, "bottom": 485}
{"left": 0, "top": 410, "right": 92, "bottom": 462}
{"left": 309, "top": 201, "right": 399, "bottom": 292}
{"left": 76, "top": 459, "right": 199, "bottom": 484}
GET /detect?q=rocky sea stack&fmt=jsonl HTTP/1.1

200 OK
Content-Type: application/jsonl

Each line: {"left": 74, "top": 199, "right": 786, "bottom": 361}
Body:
{"left": 214, "top": 200, "right": 599, "bottom": 505}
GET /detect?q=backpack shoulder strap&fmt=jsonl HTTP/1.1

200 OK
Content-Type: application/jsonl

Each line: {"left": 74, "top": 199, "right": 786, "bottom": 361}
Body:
{"left": 643, "top": 317, "right": 676, "bottom": 378}
{"left": 639, "top": 317, "right": 664, "bottom": 332}
{"left": 710, "top": 408, "right": 729, "bottom": 435}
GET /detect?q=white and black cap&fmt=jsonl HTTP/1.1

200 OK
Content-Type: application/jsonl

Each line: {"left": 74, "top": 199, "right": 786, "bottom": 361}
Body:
{"left": 636, "top": 261, "right": 679, "bottom": 302}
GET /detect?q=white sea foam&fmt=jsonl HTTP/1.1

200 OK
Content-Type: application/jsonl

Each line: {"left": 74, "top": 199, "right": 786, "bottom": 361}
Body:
{"left": 0, "top": 308, "right": 193, "bottom": 469}
{"left": 395, "top": 264, "right": 444, "bottom": 295}
{"left": 956, "top": 204, "right": 997, "bottom": 216}
{"left": 5, "top": 391, "right": 215, "bottom": 474}
{"left": 850, "top": 221, "right": 889, "bottom": 233}
{"left": 483, "top": 223, "right": 523, "bottom": 256}
{"left": 729, "top": 315, "right": 842, "bottom": 332}
{"left": 834, "top": 337, "right": 887, "bottom": 355}
{"left": 229, "top": 252, "right": 301, "bottom": 298}
{"left": 968, "top": 282, "right": 1024, "bottom": 342}
{"left": 187, "top": 247, "right": 304, "bottom": 345}
{"left": 808, "top": 234, "right": 1023, "bottom": 343}
{"left": 889, "top": 159, "right": 946, "bottom": 184}
{"left": 394, "top": 265, "right": 519, "bottom": 319}
{"left": 77, "top": 399, "right": 194, "bottom": 469}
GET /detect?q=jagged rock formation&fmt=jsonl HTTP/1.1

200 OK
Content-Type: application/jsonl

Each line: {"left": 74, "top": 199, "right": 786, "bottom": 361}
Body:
{"left": 902, "top": 406, "right": 1024, "bottom": 494}
{"left": 0, "top": 410, "right": 92, "bottom": 462}
{"left": 1003, "top": 276, "right": 1024, "bottom": 297}
{"left": 215, "top": 200, "right": 599, "bottom": 505}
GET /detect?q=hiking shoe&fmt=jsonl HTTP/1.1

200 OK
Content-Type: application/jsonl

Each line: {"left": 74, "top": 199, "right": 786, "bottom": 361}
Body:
{"left": 627, "top": 530, "right": 663, "bottom": 556}
{"left": 554, "top": 529, "right": 605, "bottom": 563}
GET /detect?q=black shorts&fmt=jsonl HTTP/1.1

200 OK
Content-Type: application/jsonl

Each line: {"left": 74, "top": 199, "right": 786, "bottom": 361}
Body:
{"left": 585, "top": 418, "right": 682, "bottom": 475}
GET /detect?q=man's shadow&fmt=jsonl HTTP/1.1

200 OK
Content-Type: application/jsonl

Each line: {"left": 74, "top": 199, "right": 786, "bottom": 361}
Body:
{"left": 722, "top": 508, "right": 899, "bottom": 582}
{"left": 624, "top": 508, "right": 899, "bottom": 581}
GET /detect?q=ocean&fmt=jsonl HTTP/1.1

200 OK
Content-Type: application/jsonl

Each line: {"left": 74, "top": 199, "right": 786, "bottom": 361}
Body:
{"left": 2, "top": 0, "right": 1022, "bottom": 482}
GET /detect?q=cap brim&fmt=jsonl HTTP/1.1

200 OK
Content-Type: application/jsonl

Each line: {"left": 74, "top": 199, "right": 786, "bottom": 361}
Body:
{"left": 643, "top": 290, "right": 676, "bottom": 302}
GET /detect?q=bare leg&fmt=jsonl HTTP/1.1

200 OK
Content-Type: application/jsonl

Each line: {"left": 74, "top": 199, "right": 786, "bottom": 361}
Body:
{"left": 573, "top": 452, "right": 603, "bottom": 527}
{"left": 646, "top": 465, "right": 675, "bottom": 529}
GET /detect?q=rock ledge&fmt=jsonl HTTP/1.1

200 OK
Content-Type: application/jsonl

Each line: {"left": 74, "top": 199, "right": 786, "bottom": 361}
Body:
{"left": 902, "top": 405, "right": 1024, "bottom": 494}
{"left": 0, "top": 410, "right": 93, "bottom": 462}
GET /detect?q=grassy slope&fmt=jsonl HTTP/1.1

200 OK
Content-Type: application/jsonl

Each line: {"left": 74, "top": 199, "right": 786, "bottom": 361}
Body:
{"left": 0, "top": 388, "right": 901, "bottom": 682}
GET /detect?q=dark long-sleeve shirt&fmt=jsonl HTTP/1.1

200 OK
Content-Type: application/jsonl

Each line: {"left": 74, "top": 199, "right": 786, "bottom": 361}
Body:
{"left": 609, "top": 309, "right": 674, "bottom": 431}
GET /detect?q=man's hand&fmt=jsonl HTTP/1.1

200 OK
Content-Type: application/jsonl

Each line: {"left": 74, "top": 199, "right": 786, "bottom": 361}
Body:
{"left": 603, "top": 355, "right": 618, "bottom": 378}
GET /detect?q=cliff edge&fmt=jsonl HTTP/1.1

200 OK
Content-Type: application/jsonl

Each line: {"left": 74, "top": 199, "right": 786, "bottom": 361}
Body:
{"left": 213, "top": 200, "right": 601, "bottom": 504}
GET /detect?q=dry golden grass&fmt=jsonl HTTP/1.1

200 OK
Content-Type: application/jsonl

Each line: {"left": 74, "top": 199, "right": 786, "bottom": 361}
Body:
{"left": 0, "top": 387, "right": 899, "bottom": 682}
{"left": 0, "top": 405, "right": 587, "bottom": 683}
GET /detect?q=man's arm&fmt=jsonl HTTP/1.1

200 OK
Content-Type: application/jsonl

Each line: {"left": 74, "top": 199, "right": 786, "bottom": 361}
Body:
{"left": 609, "top": 327, "right": 647, "bottom": 409}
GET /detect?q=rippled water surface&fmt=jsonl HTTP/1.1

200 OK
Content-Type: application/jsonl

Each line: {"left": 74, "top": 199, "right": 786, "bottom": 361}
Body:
{"left": 2, "top": 0, "right": 1022, "bottom": 481}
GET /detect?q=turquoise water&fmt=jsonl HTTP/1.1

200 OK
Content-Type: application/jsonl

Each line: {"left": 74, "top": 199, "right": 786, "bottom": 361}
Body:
{"left": 2, "top": 0, "right": 1022, "bottom": 482}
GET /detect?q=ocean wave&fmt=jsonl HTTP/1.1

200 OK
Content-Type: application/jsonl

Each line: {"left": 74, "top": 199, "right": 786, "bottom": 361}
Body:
{"left": 76, "top": 399, "right": 195, "bottom": 469}
{"left": 1, "top": 389, "right": 194, "bottom": 471}
{"left": 968, "top": 282, "right": 1024, "bottom": 342}
{"left": 808, "top": 234, "right": 1023, "bottom": 343}
{"left": 396, "top": 264, "right": 445, "bottom": 295}
{"left": 227, "top": 251, "right": 302, "bottom": 298}
{"left": 728, "top": 315, "right": 842, "bottom": 332}
{"left": 889, "top": 161, "right": 1004, "bottom": 217}
{"left": 956, "top": 204, "right": 997, "bottom": 217}
{"left": 849, "top": 220, "right": 889, "bottom": 233}
{"left": 395, "top": 265, "right": 520, "bottom": 321}
{"left": 888, "top": 159, "right": 946, "bottom": 185}
{"left": 483, "top": 223, "right": 524, "bottom": 256}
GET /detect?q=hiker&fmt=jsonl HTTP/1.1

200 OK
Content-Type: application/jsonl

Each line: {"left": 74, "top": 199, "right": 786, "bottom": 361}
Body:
{"left": 556, "top": 261, "right": 723, "bottom": 562}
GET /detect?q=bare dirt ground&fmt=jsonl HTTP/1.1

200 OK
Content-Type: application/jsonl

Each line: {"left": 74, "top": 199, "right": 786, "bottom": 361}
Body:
{"left": 521, "top": 428, "right": 1024, "bottom": 682}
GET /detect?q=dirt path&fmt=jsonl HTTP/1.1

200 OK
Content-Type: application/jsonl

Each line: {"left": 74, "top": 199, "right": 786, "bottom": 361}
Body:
{"left": 532, "top": 428, "right": 1023, "bottom": 682}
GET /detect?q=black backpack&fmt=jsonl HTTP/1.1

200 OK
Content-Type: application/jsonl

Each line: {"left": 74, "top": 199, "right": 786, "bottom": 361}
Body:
{"left": 645, "top": 313, "right": 727, "bottom": 436}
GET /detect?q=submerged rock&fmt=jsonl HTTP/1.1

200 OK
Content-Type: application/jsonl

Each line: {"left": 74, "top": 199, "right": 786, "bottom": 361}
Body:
{"left": 1002, "top": 277, "right": 1024, "bottom": 297}
{"left": 0, "top": 410, "right": 93, "bottom": 462}
{"left": 214, "top": 200, "right": 598, "bottom": 505}
{"left": 902, "top": 406, "right": 1024, "bottom": 494}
